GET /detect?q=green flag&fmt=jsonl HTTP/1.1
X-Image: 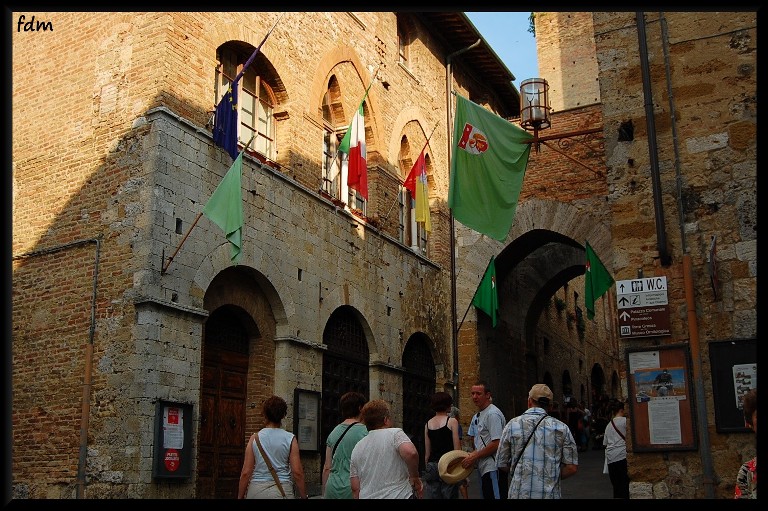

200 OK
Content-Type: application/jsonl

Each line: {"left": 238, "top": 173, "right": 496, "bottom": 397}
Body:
{"left": 203, "top": 150, "right": 244, "bottom": 263}
{"left": 472, "top": 256, "right": 498, "bottom": 328}
{"left": 449, "top": 94, "right": 533, "bottom": 241}
{"left": 585, "top": 241, "right": 614, "bottom": 320}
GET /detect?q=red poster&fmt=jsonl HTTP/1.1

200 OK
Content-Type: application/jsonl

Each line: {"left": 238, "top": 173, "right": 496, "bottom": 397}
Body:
{"left": 164, "top": 448, "right": 180, "bottom": 472}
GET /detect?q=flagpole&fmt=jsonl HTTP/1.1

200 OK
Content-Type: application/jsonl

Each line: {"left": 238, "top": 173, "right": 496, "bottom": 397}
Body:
{"left": 232, "top": 13, "right": 285, "bottom": 85}
{"left": 415, "top": 121, "right": 440, "bottom": 163}
{"left": 379, "top": 120, "right": 440, "bottom": 228}
{"left": 161, "top": 213, "right": 203, "bottom": 275}
{"left": 446, "top": 40, "right": 479, "bottom": 398}
{"left": 161, "top": 135, "right": 255, "bottom": 274}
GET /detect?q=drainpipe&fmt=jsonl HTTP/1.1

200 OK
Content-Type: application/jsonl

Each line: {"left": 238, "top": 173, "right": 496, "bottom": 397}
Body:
{"left": 636, "top": 12, "right": 672, "bottom": 267}
{"left": 12, "top": 236, "right": 102, "bottom": 499}
{"left": 658, "top": 12, "right": 715, "bottom": 498}
{"left": 447, "top": 38, "right": 481, "bottom": 402}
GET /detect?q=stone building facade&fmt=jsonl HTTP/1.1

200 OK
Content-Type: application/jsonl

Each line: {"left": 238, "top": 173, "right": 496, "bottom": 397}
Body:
{"left": 537, "top": 11, "right": 757, "bottom": 499}
{"left": 10, "top": 11, "right": 491, "bottom": 499}
{"left": 11, "top": 11, "right": 627, "bottom": 500}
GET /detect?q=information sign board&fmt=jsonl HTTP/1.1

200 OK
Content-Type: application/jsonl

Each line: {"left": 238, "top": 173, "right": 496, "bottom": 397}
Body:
{"left": 616, "top": 276, "right": 671, "bottom": 338}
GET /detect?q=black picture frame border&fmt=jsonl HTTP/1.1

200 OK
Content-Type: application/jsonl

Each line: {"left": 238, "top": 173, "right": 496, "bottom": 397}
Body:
{"left": 708, "top": 338, "right": 757, "bottom": 433}
{"left": 152, "top": 400, "right": 194, "bottom": 479}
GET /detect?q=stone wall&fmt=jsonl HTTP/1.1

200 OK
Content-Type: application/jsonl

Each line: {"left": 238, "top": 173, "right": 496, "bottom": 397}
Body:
{"left": 535, "top": 12, "right": 601, "bottom": 112}
{"left": 592, "top": 11, "right": 757, "bottom": 499}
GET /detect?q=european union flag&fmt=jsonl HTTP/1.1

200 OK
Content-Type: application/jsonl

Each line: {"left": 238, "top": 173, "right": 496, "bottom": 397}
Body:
{"left": 213, "top": 82, "right": 240, "bottom": 161}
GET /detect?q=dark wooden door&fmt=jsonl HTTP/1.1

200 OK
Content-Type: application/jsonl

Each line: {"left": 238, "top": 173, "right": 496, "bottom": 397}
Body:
{"left": 320, "top": 306, "right": 369, "bottom": 471}
{"left": 197, "top": 308, "right": 249, "bottom": 499}
{"left": 402, "top": 334, "right": 436, "bottom": 474}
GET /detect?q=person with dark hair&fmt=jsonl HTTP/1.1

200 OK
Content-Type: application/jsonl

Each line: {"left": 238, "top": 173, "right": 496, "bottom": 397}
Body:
{"left": 566, "top": 398, "right": 586, "bottom": 452}
{"left": 238, "top": 395, "right": 308, "bottom": 499}
{"left": 350, "top": 399, "right": 423, "bottom": 499}
{"left": 322, "top": 391, "right": 368, "bottom": 499}
{"left": 603, "top": 399, "right": 629, "bottom": 498}
{"left": 497, "top": 384, "right": 578, "bottom": 499}
{"left": 462, "top": 380, "right": 507, "bottom": 499}
{"left": 734, "top": 388, "right": 757, "bottom": 499}
{"left": 423, "top": 392, "right": 462, "bottom": 499}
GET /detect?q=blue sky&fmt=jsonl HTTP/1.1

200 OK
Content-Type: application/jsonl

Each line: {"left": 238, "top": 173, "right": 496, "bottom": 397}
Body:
{"left": 465, "top": 12, "right": 539, "bottom": 90}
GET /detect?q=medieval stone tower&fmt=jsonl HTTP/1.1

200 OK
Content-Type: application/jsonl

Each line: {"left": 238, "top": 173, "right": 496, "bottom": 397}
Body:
{"left": 536, "top": 12, "right": 600, "bottom": 111}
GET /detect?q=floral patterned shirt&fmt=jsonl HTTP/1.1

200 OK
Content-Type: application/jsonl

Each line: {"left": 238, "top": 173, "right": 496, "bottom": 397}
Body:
{"left": 734, "top": 456, "right": 757, "bottom": 499}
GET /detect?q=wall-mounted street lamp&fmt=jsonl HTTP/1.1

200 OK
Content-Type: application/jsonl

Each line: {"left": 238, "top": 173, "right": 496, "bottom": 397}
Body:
{"left": 520, "top": 77, "right": 551, "bottom": 138}
{"left": 519, "top": 77, "right": 603, "bottom": 176}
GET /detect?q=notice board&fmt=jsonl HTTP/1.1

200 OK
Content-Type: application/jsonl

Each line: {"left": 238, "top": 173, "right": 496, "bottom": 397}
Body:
{"left": 626, "top": 344, "right": 698, "bottom": 452}
{"left": 294, "top": 389, "right": 321, "bottom": 452}
{"left": 709, "top": 338, "right": 757, "bottom": 432}
{"left": 153, "top": 400, "right": 193, "bottom": 479}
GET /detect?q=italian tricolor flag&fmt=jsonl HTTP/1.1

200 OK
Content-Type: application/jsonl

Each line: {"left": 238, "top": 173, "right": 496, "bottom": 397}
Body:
{"left": 339, "top": 103, "right": 368, "bottom": 200}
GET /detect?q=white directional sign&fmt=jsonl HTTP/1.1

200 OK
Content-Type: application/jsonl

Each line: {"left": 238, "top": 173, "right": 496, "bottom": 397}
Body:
{"left": 616, "top": 276, "right": 668, "bottom": 309}
{"left": 616, "top": 277, "right": 671, "bottom": 338}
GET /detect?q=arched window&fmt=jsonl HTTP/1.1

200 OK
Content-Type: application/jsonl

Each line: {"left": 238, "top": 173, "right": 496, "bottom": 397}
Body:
{"left": 321, "top": 75, "right": 366, "bottom": 215}
{"left": 322, "top": 77, "right": 346, "bottom": 199}
{"left": 398, "top": 135, "right": 429, "bottom": 255}
{"left": 216, "top": 45, "right": 277, "bottom": 160}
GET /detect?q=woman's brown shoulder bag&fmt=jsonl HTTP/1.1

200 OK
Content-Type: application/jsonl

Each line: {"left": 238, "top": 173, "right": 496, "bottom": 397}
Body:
{"left": 253, "top": 432, "right": 287, "bottom": 498}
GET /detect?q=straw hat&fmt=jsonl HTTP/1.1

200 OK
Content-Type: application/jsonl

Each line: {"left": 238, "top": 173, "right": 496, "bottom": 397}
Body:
{"left": 438, "top": 450, "right": 472, "bottom": 484}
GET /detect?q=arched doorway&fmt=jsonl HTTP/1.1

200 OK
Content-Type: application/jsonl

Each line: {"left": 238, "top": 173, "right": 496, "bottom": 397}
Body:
{"left": 197, "top": 305, "right": 255, "bottom": 499}
{"left": 402, "top": 333, "right": 436, "bottom": 473}
{"left": 590, "top": 363, "right": 607, "bottom": 405}
{"left": 320, "top": 306, "right": 370, "bottom": 470}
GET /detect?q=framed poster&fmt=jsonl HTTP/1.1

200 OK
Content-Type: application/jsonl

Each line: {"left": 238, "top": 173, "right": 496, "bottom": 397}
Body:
{"left": 294, "top": 389, "right": 321, "bottom": 452}
{"left": 626, "top": 344, "right": 698, "bottom": 452}
{"left": 709, "top": 338, "right": 757, "bottom": 432}
{"left": 152, "top": 400, "right": 193, "bottom": 479}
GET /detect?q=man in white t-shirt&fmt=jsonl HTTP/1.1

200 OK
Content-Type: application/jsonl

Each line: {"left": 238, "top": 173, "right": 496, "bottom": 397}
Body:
{"left": 462, "top": 380, "right": 507, "bottom": 499}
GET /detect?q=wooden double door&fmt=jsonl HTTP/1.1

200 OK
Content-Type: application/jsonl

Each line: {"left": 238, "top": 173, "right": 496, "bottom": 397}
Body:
{"left": 196, "top": 307, "right": 249, "bottom": 499}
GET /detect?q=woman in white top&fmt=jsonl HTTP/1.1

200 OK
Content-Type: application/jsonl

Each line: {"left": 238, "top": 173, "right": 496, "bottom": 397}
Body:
{"left": 603, "top": 399, "right": 629, "bottom": 499}
{"left": 349, "top": 399, "right": 423, "bottom": 499}
{"left": 238, "top": 395, "right": 308, "bottom": 499}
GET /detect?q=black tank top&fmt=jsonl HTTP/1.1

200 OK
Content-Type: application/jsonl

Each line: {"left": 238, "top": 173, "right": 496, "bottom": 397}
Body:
{"left": 427, "top": 416, "right": 453, "bottom": 463}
